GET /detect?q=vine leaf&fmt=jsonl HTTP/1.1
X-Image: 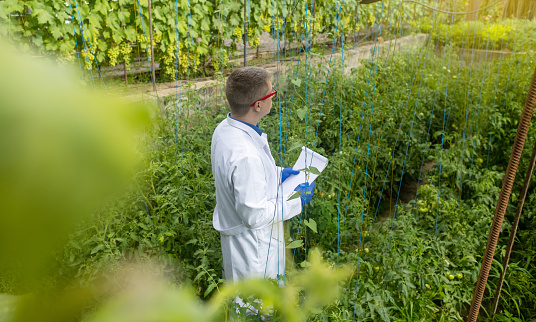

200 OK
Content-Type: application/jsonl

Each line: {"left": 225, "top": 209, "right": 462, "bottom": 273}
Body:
{"left": 304, "top": 218, "right": 317, "bottom": 233}
{"left": 296, "top": 107, "right": 307, "bottom": 120}
{"left": 287, "top": 191, "right": 302, "bottom": 201}
{"left": 286, "top": 239, "right": 304, "bottom": 249}
{"left": 287, "top": 141, "right": 302, "bottom": 153}
{"left": 308, "top": 166, "right": 321, "bottom": 175}
{"left": 291, "top": 78, "right": 302, "bottom": 88}
{"left": 32, "top": 34, "right": 43, "bottom": 47}
{"left": 33, "top": 8, "right": 53, "bottom": 25}
{"left": 125, "top": 27, "right": 137, "bottom": 42}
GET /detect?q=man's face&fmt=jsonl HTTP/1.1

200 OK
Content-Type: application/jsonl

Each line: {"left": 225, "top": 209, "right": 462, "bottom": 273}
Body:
{"left": 258, "top": 78, "right": 274, "bottom": 117}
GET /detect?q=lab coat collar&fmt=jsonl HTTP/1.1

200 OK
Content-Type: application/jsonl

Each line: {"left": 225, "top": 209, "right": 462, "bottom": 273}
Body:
{"left": 226, "top": 115, "right": 268, "bottom": 149}
{"left": 228, "top": 113, "right": 263, "bottom": 136}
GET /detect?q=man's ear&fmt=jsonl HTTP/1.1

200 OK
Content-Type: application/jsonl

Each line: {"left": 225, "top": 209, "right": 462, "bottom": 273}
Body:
{"left": 254, "top": 102, "right": 261, "bottom": 112}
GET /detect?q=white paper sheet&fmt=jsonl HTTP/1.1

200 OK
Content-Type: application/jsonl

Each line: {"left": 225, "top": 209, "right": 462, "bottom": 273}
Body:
{"left": 281, "top": 146, "right": 329, "bottom": 196}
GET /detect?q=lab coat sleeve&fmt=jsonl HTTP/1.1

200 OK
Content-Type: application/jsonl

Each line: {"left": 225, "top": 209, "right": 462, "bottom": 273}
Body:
{"left": 276, "top": 166, "right": 282, "bottom": 184}
{"left": 230, "top": 155, "right": 302, "bottom": 229}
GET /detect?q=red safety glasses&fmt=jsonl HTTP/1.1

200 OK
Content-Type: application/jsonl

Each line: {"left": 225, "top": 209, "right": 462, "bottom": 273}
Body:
{"left": 250, "top": 90, "right": 277, "bottom": 107}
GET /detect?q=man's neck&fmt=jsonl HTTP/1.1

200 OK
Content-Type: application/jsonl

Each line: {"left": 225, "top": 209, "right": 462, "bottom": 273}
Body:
{"left": 230, "top": 112, "right": 261, "bottom": 126}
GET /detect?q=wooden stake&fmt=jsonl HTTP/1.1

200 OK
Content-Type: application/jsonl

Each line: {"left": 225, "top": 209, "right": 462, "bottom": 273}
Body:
{"left": 124, "top": 60, "right": 128, "bottom": 88}
{"left": 244, "top": 0, "right": 247, "bottom": 67}
{"left": 148, "top": 0, "right": 156, "bottom": 92}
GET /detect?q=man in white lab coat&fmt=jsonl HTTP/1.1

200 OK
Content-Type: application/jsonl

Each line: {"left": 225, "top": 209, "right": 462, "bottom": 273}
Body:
{"left": 211, "top": 67, "right": 315, "bottom": 287}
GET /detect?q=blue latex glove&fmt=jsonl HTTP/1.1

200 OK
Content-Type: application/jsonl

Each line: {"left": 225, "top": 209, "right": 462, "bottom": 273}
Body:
{"left": 281, "top": 168, "right": 300, "bottom": 182}
{"left": 294, "top": 182, "right": 315, "bottom": 205}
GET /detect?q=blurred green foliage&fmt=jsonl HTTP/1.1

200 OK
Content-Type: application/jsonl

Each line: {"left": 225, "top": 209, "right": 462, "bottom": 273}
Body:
{"left": 0, "top": 37, "right": 352, "bottom": 322}
{"left": 418, "top": 19, "right": 536, "bottom": 51}
{"left": 0, "top": 37, "right": 150, "bottom": 286}
{"left": 0, "top": 0, "right": 408, "bottom": 80}
{"left": 2, "top": 15, "right": 536, "bottom": 322}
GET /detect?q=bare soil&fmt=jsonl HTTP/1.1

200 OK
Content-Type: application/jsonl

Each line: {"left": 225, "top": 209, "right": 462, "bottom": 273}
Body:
{"left": 376, "top": 160, "right": 436, "bottom": 222}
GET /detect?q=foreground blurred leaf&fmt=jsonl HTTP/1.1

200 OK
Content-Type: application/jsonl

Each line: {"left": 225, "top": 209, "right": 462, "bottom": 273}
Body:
{"left": 0, "top": 37, "right": 150, "bottom": 284}
{"left": 210, "top": 249, "right": 352, "bottom": 321}
{"left": 85, "top": 273, "right": 212, "bottom": 322}
{"left": 0, "top": 294, "right": 17, "bottom": 321}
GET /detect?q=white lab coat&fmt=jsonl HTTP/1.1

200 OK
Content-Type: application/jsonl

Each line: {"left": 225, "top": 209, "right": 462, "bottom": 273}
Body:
{"left": 211, "top": 116, "right": 302, "bottom": 283}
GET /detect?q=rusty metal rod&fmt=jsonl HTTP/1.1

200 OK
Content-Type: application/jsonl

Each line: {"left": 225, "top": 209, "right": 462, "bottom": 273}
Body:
{"left": 491, "top": 138, "right": 536, "bottom": 316}
{"left": 467, "top": 66, "right": 536, "bottom": 321}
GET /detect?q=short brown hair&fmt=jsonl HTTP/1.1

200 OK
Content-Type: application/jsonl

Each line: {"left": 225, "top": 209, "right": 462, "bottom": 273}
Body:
{"left": 225, "top": 67, "right": 271, "bottom": 116}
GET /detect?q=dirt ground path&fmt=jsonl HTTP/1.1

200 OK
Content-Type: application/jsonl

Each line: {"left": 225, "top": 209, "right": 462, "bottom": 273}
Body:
{"left": 118, "top": 34, "right": 429, "bottom": 103}
{"left": 376, "top": 160, "right": 436, "bottom": 223}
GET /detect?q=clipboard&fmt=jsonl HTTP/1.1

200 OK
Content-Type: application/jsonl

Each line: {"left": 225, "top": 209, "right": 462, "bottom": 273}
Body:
{"left": 281, "top": 146, "right": 329, "bottom": 196}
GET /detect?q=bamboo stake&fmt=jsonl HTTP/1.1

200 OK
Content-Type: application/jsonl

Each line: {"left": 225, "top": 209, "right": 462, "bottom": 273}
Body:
{"left": 124, "top": 60, "right": 128, "bottom": 88}
{"left": 244, "top": 0, "right": 247, "bottom": 67}
{"left": 148, "top": 0, "right": 156, "bottom": 92}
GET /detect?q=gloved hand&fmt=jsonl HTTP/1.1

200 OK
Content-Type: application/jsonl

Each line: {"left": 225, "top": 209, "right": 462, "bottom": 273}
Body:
{"left": 281, "top": 168, "right": 300, "bottom": 182}
{"left": 294, "top": 182, "right": 315, "bottom": 205}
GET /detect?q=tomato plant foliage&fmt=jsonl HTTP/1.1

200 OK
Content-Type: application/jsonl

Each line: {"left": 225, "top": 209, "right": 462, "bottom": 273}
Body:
{"left": 1, "top": 17, "right": 536, "bottom": 320}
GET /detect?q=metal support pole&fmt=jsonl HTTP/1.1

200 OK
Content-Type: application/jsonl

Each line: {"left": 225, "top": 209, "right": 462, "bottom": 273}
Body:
{"left": 467, "top": 66, "right": 536, "bottom": 321}
{"left": 148, "top": 0, "right": 156, "bottom": 92}
{"left": 243, "top": 0, "right": 247, "bottom": 67}
{"left": 491, "top": 138, "right": 536, "bottom": 316}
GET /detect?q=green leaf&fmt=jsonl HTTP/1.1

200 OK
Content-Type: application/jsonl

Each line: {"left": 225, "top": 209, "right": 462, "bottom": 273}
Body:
{"left": 201, "top": 19, "right": 210, "bottom": 32}
{"left": 32, "top": 34, "right": 43, "bottom": 47}
{"left": 96, "top": 51, "right": 106, "bottom": 63}
{"left": 291, "top": 78, "right": 301, "bottom": 87}
{"left": 229, "top": 15, "right": 239, "bottom": 26}
{"left": 94, "top": 0, "right": 110, "bottom": 14}
{"left": 0, "top": 0, "right": 24, "bottom": 17}
{"left": 300, "top": 260, "right": 311, "bottom": 268}
{"left": 287, "top": 191, "right": 301, "bottom": 201}
{"left": 153, "top": 8, "right": 164, "bottom": 23}
{"left": 287, "top": 141, "right": 302, "bottom": 153}
{"left": 112, "top": 32, "right": 123, "bottom": 45}
{"left": 33, "top": 9, "right": 53, "bottom": 25}
{"left": 124, "top": 27, "right": 137, "bottom": 42}
{"left": 118, "top": 10, "right": 130, "bottom": 22}
{"left": 296, "top": 107, "right": 307, "bottom": 120}
{"left": 49, "top": 25, "right": 63, "bottom": 39}
{"left": 177, "top": 20, "right": 187, "bottom": 34}
{"left": 58, "top": 39, "right": 75, "bottom": 53}
{"left": 196, "top": 45, "right": 208, "bottom": 55}
{"left": 88, "top": 12, "right": 102, "bottom": 28}
{"left": 310, "top": 307, "right": 322, "bottom": 314}
{"left": 0, "top": 3, "right": 10, "bottom": 20}
{"left": 91, "top": 244, "right": 104, "bottom": 254}
{"left": 286, "top": 239, "right": 304, "bottom": 249}
{"left": 193, "top": 270, "right": 206, "bottom": 282}
{"left": 308, "top": 166, "right": 321, "bottom": 175}
{"left": 204, "top": 283, "right": 217, "bottom": 298}
{"left": 304, "top": 218, "right": 317, "bottom": 233}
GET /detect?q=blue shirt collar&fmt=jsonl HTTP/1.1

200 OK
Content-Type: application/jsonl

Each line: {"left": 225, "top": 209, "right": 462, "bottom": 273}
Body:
{"left": 228, "top": 113, "right": 263, "bottom": 136}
